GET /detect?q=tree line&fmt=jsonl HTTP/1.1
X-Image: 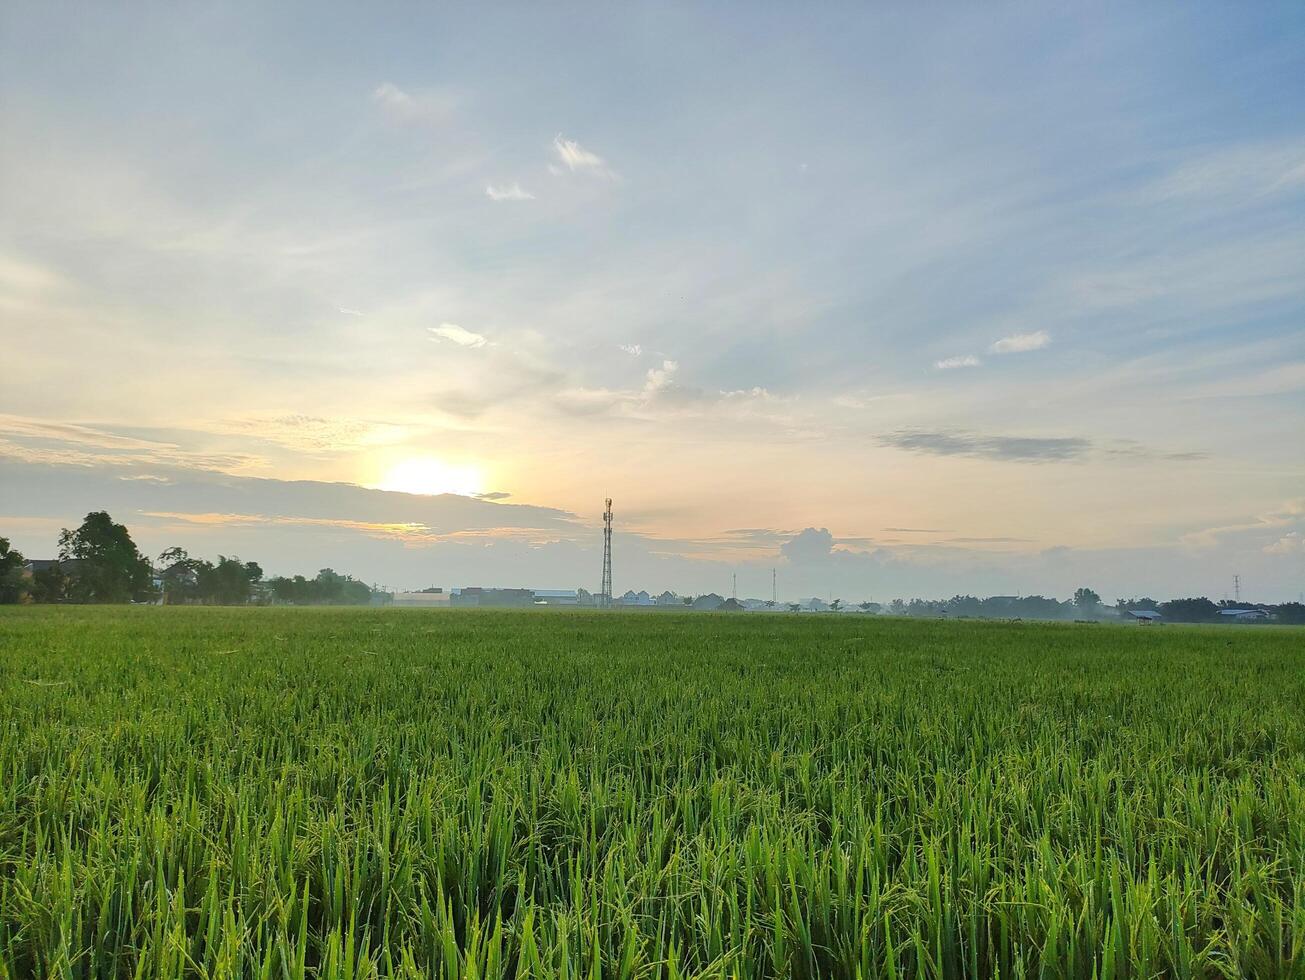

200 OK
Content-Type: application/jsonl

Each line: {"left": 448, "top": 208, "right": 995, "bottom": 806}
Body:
{"left": 0, "top": 512, "right": 376, "bottom": 606}
{"left": 880, "top": 590, "right": 1304, "bottom": 624}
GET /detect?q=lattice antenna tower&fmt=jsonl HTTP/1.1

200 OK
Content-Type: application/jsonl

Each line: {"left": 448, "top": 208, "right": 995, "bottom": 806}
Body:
{"left": 1234, "top": 574, "right": 1241, "bottom": 604}
{"left": 600, "top": 498, "right": 613, "bottom": 607}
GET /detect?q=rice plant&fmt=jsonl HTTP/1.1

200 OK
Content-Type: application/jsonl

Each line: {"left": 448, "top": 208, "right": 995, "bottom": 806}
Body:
{"left": 1, "top": 607, "right": 1302, "bottom": 978}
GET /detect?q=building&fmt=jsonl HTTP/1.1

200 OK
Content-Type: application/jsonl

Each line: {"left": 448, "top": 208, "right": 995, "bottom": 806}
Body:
{"left": 1124, "top": 609, "right": 1162, "bottom": 623}
{"left": 392, "top": 591, "right": 453, "bottom": 608}
{"left": 450, "top": 587, "right": 536, "bottom": 608}
{"left": 1218, "top": 608, "right": 1270, "bottom": 622}
{"left": 618, "top": 589, "right": 655, "bottom": 607}
{"left": 692, "top": 593, "right": 724, "bottom": 611}
{"left": 533, "top": 589, "right": 579, "bottom": 606}
{"left": 655, "top": 591, "right": 682, "bottom": 606}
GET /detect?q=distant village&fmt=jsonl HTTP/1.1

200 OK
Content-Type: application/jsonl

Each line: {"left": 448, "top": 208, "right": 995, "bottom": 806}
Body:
{"left": 3, "top": 512, "right": 1301, "bottom": 624}
{"left": 382, "top": 586, "right": 1300, "bottom": 623}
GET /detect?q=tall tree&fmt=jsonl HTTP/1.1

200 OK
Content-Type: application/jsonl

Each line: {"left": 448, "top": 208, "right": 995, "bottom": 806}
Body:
{"left": 1073, "top": 587, "right": 1102, "bottom": 614}
{"left": 0, "top": 537, "right": 26, "bottom": 603}
{"left": 58, "top": 512, "right": 153, "bottom": 603}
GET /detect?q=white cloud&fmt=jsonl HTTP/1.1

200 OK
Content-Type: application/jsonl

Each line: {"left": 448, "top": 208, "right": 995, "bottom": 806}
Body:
{"left": 1265, "top": 531, "right": 1304, "bottom": 556}
{"left": 935, "top": 355, "right": 981, "bottom": 370}
{"left": 372, "top": 82, "right": 456, "bottom": 124}
{"left": 428, "top": 323, "right": 489, "bottom": 348}
{"left": 990, "top": 330, "right": 1050, "bottom": 354}
{"left": 485, "top": 182, "right": 535, "bottom": 202}
{"left": 338, "top": 307, "right": 365, "bottom": 317}
{"left": 1151, "top": 142, "right": 1305, "bottom": 200}
{"left": 619, "top": 343, "right": 643, "bottom": 356}
{"left": 644, "top": 359, "right": 680, "bottom": 393}
{"left": 552, "top": 134, "right": 616, "bottom": 178}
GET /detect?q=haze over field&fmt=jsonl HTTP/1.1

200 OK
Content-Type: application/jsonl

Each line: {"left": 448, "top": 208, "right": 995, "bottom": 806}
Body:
{"left": 2, "top": 4, "right": 1303, "bottom": 598}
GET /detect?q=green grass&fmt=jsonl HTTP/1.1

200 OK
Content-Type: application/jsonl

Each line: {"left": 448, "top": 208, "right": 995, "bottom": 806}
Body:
{"left": 1, "top": 607, "right": 1303, "bottom": 979}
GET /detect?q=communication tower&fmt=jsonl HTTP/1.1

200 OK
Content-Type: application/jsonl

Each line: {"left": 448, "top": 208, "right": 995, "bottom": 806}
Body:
{"left": 600, "top": 498, "right": 613, "bottom": 607}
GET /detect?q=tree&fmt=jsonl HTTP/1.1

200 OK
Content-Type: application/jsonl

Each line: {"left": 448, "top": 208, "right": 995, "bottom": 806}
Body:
{"left": 786, "top": 603, "right": 801, "bottom": 613}
{"left": 829, "top": 598, "right": 843, "bottom": 612}
{"left": 58, "top": 512, "right": 153, "bottom": 603}
{"left": 1158, "top": 597, "right": 1219, "bottom": 623}
{"left": 0, "top": 537, "right": 26, "bottom": 603}
{"left": 1274, "top": 602, "right": 1305, "bottom": 625}
{"left": 1073, "top": 587, "right": 1102, "bottom": 614}
{"left": 859, "top": 601, "right": 882, "bottom": 614}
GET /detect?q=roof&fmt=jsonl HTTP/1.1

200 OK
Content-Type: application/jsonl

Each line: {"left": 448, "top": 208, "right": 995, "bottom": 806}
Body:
{"left": 1128, "top": 609, "right": 1162, "bottom": 619}
{"left": 534, "top": 589, "right": 578, "bottom": 598}
{"left": 1219, "top": 608, "right": 1266, "bottom": 616}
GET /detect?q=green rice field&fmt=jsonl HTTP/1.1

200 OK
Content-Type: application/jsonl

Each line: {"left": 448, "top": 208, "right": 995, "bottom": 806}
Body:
{"left": 2, "top": 607, "right": 1303, "bottom": 978}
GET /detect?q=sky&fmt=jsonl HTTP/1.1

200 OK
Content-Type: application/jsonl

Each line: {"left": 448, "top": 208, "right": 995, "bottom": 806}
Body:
{"left": 2, "top": 3, "right": 1304, "bottom": 602}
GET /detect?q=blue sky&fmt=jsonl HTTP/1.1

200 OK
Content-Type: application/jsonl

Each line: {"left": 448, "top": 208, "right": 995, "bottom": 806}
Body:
{"left": 2, "top": 3, "right": 1303, "bottom": 600}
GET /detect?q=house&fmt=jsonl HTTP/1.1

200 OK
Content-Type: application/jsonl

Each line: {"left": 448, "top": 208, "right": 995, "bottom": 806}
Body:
{"left": 450, "top": 587, "right": 535, "bottom": 608}
{"left": 655, "top": 591, "right": 681, "bottom": 606}
{"left": 21, "top": 559, "right": 62, "bottom": 577}
{"left": 533, "top": 589, "right": 579, "bottom": 606}
{"left": 1219, "top": 608, "right": 1270, "bottom": 622}
{"left": 692, "top": 593, "right": 724, "bottom": 611}
{"left": 719, "top": 597, "right": 744, "bottom": 612}
{"left": 618, "top": 590, "right": 655, "bottom": 607}
{"left": 1124, "top": 609, "right": 1162, "bottom": 623}
{"left": 392, "top": 591, "right": 450, "bottom": 607}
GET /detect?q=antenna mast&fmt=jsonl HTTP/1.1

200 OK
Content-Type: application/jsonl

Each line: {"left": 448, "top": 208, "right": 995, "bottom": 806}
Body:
{"left": 1233, "top": 574, "right": 1241, "bottom": 604}
{"left": 600, "top": 498, "right": 613, "bottom": 607}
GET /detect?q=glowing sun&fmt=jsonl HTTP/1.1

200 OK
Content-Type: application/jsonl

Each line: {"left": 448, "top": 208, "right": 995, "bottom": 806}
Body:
{"left": 377, "top": 457, "right": 485, "bottom": 497}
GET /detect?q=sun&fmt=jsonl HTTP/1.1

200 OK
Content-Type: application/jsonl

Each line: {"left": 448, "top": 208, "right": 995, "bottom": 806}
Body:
{"left": 377, "top": 457, "right": 485, "bottom": 497}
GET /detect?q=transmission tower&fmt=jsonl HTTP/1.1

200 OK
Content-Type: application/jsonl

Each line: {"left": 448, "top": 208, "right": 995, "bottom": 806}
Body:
{"left": 1234, "top": 574, "right": 1241, "bottom": 604}
{"left": 600, "top": 498, "right": 613, "bottom": 607}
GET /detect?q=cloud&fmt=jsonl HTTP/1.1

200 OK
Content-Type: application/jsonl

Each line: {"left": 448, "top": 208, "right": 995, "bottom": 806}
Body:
{"left": 1265, "top": 531, "right": 1304, "bottom": 556}
{"left": 1150, "top": 142, "right": 1305, "bottom": 200}
{"left": 619, "top": 344, "right": 643, "bottom": 356}
{"left": 475, "top": 491, "right": 512, "bottom": 501}
{"left": 372, "top": 82, "right": 456, "bottom": 124}
{"left": 429, "top": 323, "right": 489, "bottom": 349}
{"left": 338, "top": 307, "right": 365, "bottom": 317}
{"left": 484, "top": 182, "right": 535, "bottom": 202}
{"left": 1184, "top": 362, "right": 1305, "bottom": 400}
{"left": 880, "top": 429, "right": 1091, "bottom": 462}
{"left": 935, "top": 355, "right": 981, "bottom": 370}
{"left": 552, "top": 134, "right": 616, "bottom": 178}
{"left": 990, "top": 330, "right": 1050, "bottom": 354}
{"left": 780, "top": 527, "right": 836, "bottom": 564}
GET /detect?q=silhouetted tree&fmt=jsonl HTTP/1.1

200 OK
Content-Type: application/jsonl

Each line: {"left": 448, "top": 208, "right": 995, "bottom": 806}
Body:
{"left": 1073, "top": 587, "right": 1102, "bottom": 614}
{"left": 58, "top": 512, "right": 152, "bottom": 603}
{"left": 0, "top": 537, "right": 25, "bottom": 603}
{"left": 1158, "top": 597, "right": 1219, "bottom": 623}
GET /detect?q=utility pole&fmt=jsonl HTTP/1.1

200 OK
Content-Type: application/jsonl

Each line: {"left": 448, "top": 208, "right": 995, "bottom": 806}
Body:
{"left": 732, "top": 572, "right": 737, "bottom": 600}
{"left": 599, "top": 498, "right": 613, "bottom": 608}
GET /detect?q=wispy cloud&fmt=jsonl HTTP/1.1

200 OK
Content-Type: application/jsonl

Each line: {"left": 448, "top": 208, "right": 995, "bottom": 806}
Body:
{"left": 990, "top": 331, "right": 1049, "bottom": 354}
{"left": 428, "top": 323, "right": 489, "bottom": 349}
{"left": 552, "top": 134, "right": 616, "bottom": 178}
{"left": 1265, "top": 531, "right": 1303, "bottom": 555}
{"left": 880, "top": 430, "right": 1091, "bottom": 462}
{"left": 935, "top": 355, "right": 981, "bottom": 370}
{"left": 372, "top": 82, "right": 456, "bottom": 124}
{"left": 1150, "top": 141, "right": 1305, "bottom": 200}
{"left": 484, "top": 182, "right": 535, "bottom": 202}
{"left": 619, "top": 343, "right": 643, "bottom": 356}
{"left": 338, "top": 307, "right": 365, "bottom": 317}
